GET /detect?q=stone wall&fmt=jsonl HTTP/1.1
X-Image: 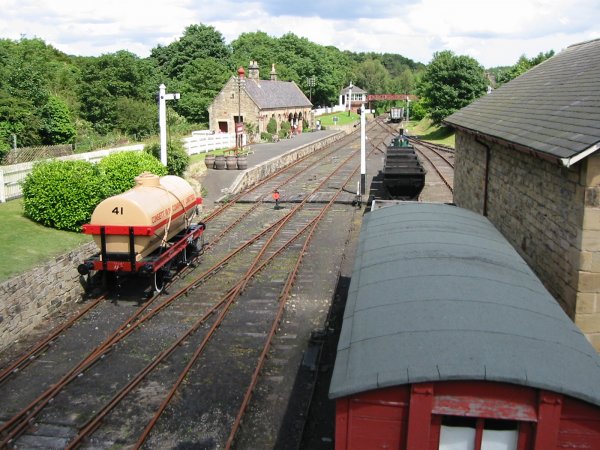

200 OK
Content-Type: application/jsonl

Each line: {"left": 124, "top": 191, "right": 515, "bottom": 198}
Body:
{"left": 454, "top": 131, "right": 600, "bottom": 349}
{"left": 0, "top": 242, "right": 96, "bottom": 352}
{"left": 228, "top": 131, "right": 347, "bottom": 196}
{"left": 577, "top": 155, "right": 600, "bottom": 349}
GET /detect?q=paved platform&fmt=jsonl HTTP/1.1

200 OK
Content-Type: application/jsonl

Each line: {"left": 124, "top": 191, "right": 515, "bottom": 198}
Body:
{"left": 198, "top": 129, "right": 340, "bottom": 208}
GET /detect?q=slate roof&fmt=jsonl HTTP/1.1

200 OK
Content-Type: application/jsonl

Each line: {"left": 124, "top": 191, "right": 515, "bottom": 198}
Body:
{"left": 444, "top": 38, "right": 600, "bottom": 167}
{"left": 340, "top": 84, "right": 367, "bottom": 95}
{"left": 242, "top": 78, "right": 312, "bottom": 110}
{"left": 329, "top": 202, "right": 600, "bottom": 407}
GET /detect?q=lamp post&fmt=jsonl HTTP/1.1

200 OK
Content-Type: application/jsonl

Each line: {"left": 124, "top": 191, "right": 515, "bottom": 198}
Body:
{"left": 236, "top": 67, "right": 246, "bottom": 152}
{"left": 307, "top": 76, "right": 316, "bottom": 103}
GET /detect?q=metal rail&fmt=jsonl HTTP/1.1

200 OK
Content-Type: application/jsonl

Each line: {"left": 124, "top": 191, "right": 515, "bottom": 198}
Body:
{"left": 411, "top": 140, "right": 454, "bottom": 193}
{"left": 133, "top": 125, "right": 383, "bottom": 449}
{"left": 406, "top": 136, "right": 454, "bottom": 168}
{"left": 0, "top": 131, "right": 361, "bottom": 445}
{"left": 0, "top": 295, "right": 105, "bottom": 385}
{"left": 0, "top": 122, "right": 389, "bottom": 448}
{"left": 224, "top": 130, "right": 385, "bottom": 449}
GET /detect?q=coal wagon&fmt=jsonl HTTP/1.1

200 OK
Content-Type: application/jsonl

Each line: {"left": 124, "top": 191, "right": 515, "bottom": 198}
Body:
{"left": 389, "top": 107, "right": 404, "bottom": 123}
{"left": 382, "top": 134, "right": 425, "bottom": 199}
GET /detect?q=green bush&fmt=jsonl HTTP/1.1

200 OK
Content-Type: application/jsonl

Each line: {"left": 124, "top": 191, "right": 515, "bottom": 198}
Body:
{"left": 22, "top": 160, "right": 106, "bottom": 232}
{"left": 98, "top": 150, "right": 167, "bottom": 196}
{"left": 280, "top": 121, "right": 291, "bottom": 133}
{"left": 278, "top": 120, "right": 291, "bottom": 139}
{"left": 408, "top": 99, "right": 427, "bottom": 121}
{"left": 266, "top": 117, "right": 277, "bottom": 134}
{"left": 145, "top": 141, "right": 189, "bottom": 176}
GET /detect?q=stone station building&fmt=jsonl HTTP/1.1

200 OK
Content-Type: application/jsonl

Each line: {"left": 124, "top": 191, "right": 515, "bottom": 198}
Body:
{"left": 207, "top": 61, "right": 312, "bottom": 142}
{"left": 444, "top": 39, "right": 600, "bottom": 349}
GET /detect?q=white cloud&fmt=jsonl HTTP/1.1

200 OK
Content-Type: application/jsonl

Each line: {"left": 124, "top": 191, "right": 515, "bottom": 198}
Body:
{"left": 0, "top": 0, "right": 597, "bottom": 66}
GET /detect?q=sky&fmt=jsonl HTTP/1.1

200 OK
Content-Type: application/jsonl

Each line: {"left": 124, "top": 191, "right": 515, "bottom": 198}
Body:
{"left": 1, "top": 0, "right": 599, "bottom": 68}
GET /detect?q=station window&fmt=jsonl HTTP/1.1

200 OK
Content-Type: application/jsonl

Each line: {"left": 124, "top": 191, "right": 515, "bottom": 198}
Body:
{"left": 438, "top": 416, "right": 519, "bottom": 450}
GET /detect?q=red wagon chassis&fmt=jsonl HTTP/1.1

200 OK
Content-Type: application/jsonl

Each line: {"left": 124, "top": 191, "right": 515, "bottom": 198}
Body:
{"left": 78, "top": 222, "right": 205, "bottom": 275}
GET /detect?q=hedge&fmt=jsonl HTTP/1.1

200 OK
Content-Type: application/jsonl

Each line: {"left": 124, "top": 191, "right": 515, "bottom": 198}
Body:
{"left": 22, "top": 160, "right": 107, "bottom": 232}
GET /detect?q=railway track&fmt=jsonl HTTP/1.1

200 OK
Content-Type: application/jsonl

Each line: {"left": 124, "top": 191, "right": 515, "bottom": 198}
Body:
{"left": 0, "top": 120, "right": 392, "bottom": 449}
{"left": 411, "top": 139, "right": 454, "bottom": 195}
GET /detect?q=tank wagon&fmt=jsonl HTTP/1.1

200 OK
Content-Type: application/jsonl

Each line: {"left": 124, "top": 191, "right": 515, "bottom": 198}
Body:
{"left": 78, "top": 172, "right": 205, "bottom": 293}
{"left": 330, "top": 202, "right": 600, "bottom": 450}
{"left": 382, "top": 133, "right": 425, "bottom": 199}
{"left": 389, "top": 107, "right": 404, "bottom": 123}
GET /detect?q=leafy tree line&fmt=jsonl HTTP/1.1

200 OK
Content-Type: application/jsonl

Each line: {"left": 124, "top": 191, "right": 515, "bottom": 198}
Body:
{"left": 0, "top": 24, "right": 556, "bottom": 159}
{"left": 488, "top": 50, "right": 555, "bottom": 86}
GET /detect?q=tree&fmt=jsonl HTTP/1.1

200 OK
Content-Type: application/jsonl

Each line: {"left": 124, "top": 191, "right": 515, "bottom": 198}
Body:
{"left": 230, "top": 32, "right": 353, "bottom": 107}
{"left": 151, "top": 24, "right": 231, "bottom": 80}
{"left": 353, "top": 59, "right": 391, "bottom": 96}
{"left": 397, "top": 68, "right": 416, "bottom": 94}
{"left": 114, "top": 97, "right": 158, "bottom": 139}
{"left": 40, "top": 95, "right": 76, "bottom": 144}
{"left": 494, "top": 50, "right": 555, "bottom": 86}
{"left": 231, "top": 31, "right": 280, "bottom": 72}
{"left": 77, "top": 51, "right": 158, "bottom": 134}
{"left": 418, "top": 51, "right": 488, "bottom": 123}
{"left": 172, "top": 57, "right": 231, "bottom": 123}
{"left": 0, "top": 89, "right": 43, "bottom": 148}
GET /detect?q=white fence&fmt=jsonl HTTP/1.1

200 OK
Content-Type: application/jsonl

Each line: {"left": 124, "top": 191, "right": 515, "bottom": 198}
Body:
{"left": 1, "top": 132, "right": 249, "bottom": 202}
{"left": 0, "top": 144, "right": 144, "bottom": 203}
{"left": 313, "top": 105, "right": 346, "bottom": 116}
{"left": 183, "top": 132, "right": 245, "bottom": 155}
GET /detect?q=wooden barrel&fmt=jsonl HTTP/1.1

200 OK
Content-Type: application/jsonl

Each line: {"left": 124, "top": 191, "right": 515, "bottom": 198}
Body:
{"left": 204, "top": 154, "right": 215, "bottom": 169}
{"left": 214, "top": 155, "right": 226, "bottom": 170}
{"left": 226, "top": 155, "right": 238, "bottom": 170}
{"left": 236, "top": 155, "right": 248, "bottom": 170}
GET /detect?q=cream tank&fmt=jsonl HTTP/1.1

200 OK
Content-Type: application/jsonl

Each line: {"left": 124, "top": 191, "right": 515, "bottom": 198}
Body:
{"left": 87, "top": 172, "right": 199, "bottom": 260}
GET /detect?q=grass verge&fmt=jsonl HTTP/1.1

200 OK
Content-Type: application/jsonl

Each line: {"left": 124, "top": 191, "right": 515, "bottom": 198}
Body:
{"left": 0, "top": 199, "right": 91, "bottom": 282}
{"left": 317, "top": 111, "right": 360, "bottom": 127}
{"left": 406, "top": 117, "right": 455, "bottom": 148}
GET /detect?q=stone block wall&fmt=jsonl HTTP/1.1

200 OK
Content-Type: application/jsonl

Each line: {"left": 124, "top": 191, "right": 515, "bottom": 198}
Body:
{"left": 209, "top": 78, "right": 259, "bottom": 135}
{"left": 208, "top": 78, "right": 312, "bottom": 138}
{"left": 0, "top": 242, "right": 95, "bottom": 352}
{"left": 229, "top": 131, "right": 347, "bottom": 195}
{"left": 453, "top": 132, "right": 600, "bottom": 349}
{"left": 577, "top": 154, "right": 600, "bottom": 349}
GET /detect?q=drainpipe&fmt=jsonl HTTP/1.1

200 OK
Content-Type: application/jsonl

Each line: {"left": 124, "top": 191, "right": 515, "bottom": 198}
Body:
{"left": 476, "top": 137, "right": 491, "bottom": 217}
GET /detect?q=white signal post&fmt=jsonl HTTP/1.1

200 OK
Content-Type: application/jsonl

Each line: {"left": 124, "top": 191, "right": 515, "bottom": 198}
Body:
{"left": 159, "top": 84, "right": 180, "bottom": 166}
{"left": 347, "top": 81, "right": 353, "bottom": 114}
{"left": 360, "top": 106, "right": 366, "bottom": 196}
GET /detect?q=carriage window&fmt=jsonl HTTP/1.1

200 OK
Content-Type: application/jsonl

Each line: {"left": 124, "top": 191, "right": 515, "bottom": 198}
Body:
{"left": 439, "top": 417, "right": 518, "bottom": 450}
